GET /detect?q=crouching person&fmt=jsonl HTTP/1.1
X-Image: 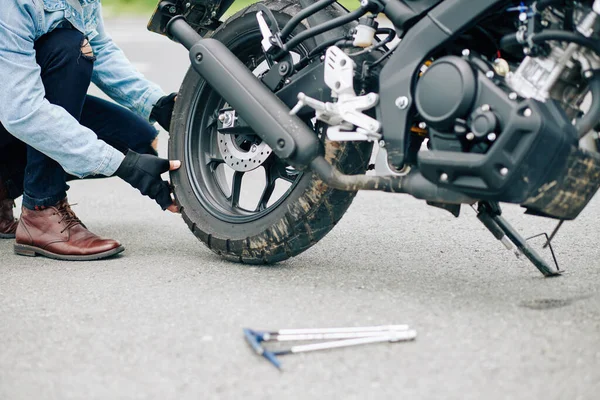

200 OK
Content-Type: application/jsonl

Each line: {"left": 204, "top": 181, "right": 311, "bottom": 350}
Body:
{"left": 0, "top": 0, "right": 180, "bottom": 260}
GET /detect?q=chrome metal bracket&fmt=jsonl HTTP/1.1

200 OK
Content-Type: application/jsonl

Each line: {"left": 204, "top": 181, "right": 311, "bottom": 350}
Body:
{"left": 290, "top": 46, "right": 381, "bottom": 142}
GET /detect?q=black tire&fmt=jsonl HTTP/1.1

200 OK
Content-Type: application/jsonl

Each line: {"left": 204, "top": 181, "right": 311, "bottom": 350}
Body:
{"left": 169, "top": 0, "right": 371, "bottom": 264}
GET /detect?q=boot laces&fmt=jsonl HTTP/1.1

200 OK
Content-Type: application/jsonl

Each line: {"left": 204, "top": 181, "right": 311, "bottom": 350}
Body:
{"left": 56, "top": 202, "right": 82, "bottom": 233}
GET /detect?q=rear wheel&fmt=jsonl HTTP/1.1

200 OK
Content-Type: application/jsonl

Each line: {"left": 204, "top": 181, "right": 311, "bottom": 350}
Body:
{"left": 169, "top": 0, "right": 371, "bottom": 264}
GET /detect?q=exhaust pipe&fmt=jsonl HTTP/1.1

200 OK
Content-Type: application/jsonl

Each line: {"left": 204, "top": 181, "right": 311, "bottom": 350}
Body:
{"left": 167, "top": 17, "right": 321, "bottom": 169}
{"left": 309, "top": 157, "right": 474, "bottom": 203}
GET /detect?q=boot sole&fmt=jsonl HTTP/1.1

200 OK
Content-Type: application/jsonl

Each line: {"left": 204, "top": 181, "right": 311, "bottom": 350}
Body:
{"left": 0, "top": 233, "right": 16, "bottom": 239}
{"left": 13, "top": 244, "right": 125, "bottom": 261}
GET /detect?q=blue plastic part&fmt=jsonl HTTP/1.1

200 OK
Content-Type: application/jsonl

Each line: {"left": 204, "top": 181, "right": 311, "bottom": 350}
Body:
{"left": 243, "top": 328, "right": 283, "bottom": 370}
{"left": 263, "top": 350, "right": 283, "bottom": 370}
{"left": 252, "top": 331, "right": 268, "bottom": 342}
{"left": 243, "top": 328, "right": 264, "bottom": 355}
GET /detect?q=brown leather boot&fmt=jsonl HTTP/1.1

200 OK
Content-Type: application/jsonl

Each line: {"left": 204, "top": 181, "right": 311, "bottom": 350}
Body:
{"left": 0, "top": 178, "right": 18, "bottom": 239}
{"left": 14, "top": 199, "right": 124, "bottom": 261}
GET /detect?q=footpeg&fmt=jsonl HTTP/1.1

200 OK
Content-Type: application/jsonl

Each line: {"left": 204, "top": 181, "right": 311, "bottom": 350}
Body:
{"left": 290, "top": 92, "right": 381, "bottom": 141}
{"left": 290, "top": 46, "right": 382, "bottom": 142}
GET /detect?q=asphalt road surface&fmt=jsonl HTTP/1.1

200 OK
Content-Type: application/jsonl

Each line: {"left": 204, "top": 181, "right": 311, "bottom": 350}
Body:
{"left": 1, "top": 18, "right": 599, "bottom": 400}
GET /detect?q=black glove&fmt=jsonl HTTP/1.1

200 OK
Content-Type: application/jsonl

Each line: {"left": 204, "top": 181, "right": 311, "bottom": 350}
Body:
{"left": 150, "top": 93, "right": 177, "bottom": 131}
{"left": 115, "top": 150, "right": 173, "bottom": 210}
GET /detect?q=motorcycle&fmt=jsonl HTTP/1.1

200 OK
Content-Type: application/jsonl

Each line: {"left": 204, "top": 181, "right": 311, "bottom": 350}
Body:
{"left": 147, "top": 0, "right": 600, "bottom": 277}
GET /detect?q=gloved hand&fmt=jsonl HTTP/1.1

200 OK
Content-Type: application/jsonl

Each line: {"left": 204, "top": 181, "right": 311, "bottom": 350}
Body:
{"left": 150, "top": 93, "right": 177, "bottom": 131}
{"left": 115, "top": 150, "right": 181, "bottom": 212}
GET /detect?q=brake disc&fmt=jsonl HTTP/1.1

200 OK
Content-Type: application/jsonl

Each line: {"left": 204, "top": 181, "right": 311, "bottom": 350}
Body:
{"left": 217, "top": 109, "right": 273, "bottom": 172}
{"left": 218, "top": 133, "right": 272, "bottom": 172}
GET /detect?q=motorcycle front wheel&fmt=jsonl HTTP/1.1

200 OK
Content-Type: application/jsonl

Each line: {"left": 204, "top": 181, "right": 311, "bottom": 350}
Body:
{"left": 169, "top": 0, "right": 371, "bottom": 264}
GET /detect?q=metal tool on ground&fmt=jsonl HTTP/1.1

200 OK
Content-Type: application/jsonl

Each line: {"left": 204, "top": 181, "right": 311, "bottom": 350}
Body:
{"left": 243, "top": 325, "right": 417, "bottom": 370}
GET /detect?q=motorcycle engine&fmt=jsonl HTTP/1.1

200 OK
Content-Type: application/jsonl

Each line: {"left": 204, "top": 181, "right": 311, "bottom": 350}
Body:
{"left": 506, "top": 3, "right": 600, "bottom": 118}
{"left": 413, "top": 1, "right": 600, "bottom": 219}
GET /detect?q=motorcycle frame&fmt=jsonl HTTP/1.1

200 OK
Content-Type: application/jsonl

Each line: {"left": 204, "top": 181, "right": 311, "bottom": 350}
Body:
{"left": 150, "top": 0, "right": 507, "bottom": 172}
{"left": 153, "top": 0, "right": 481, "bottom": 199}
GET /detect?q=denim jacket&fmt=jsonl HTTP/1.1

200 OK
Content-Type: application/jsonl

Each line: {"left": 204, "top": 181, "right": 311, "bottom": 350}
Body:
{"left": 0, "top": 0, "right": 166, "bottom": 177}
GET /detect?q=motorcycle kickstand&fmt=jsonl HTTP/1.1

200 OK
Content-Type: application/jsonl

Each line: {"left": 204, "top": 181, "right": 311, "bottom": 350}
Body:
{"left": 476, "top": 201, "right": 561, "bottom": 277}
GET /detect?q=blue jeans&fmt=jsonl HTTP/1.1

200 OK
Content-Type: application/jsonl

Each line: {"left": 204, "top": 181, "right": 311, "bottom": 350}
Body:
{"left": 0, "top": 26, "right": 158, "bottom": 209}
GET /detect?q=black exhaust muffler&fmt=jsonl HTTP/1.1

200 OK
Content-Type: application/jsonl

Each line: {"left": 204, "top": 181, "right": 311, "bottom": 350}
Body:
{"left": 167, "top": 16, "right": 321, "bottom": 169}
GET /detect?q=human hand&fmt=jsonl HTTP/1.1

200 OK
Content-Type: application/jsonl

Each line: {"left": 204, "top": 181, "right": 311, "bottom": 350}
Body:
{"left": 151, "top": 93, "right": 177, "bottom": 132}
{"left": 115, "top": 150, "right": 181, "bottom": 212}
